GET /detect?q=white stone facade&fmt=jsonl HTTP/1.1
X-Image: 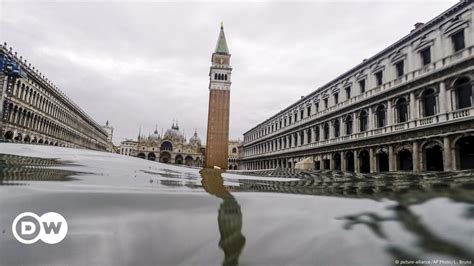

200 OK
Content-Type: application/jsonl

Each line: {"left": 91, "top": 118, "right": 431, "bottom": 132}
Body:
{"left": 0, "top": 43, "right": 109, "bottom": 150}
{"left": 242, "top": 1, "right": 474, "bottom": 172}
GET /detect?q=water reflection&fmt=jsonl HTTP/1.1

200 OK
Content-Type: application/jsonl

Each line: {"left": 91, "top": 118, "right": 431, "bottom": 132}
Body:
{"left": 200, "top": 169, "right": 246, "bottom": 266}
{"left": 0, "top": 153, "right": 81, "bottom": 185}
{"left": 234, "top": 169, "right": 474, "bottom": 263}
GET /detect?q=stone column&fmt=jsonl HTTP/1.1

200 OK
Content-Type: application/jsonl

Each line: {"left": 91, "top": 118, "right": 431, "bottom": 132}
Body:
{"left": 341, "top": 117, "right": 346, "bottom": 136}
{"left": 439, "top": 81, "right": 447, "bottom": 115}
{"left": 311, "top": 126, "right": 316, "bottom": 143}
{"left": 329, "top": 154, "right": 334, "bottom": 170}
{"left": 410, "top": 92, "right": 417, "bottom": 126}
{"left": 388, "top": 145, "right": 395, "bottom": 171}
{"left": 304, "top": 130, "right": 308, "bottom": 144}
{"left": 368, "top": 107, "right": 373, "bottom": 130}
{"left": 354, "top": 150, "right": 360, "bottom": 174}
{"left": 369, "top": 147, "right": 375, "bottom": 173}
{"left": 387, "top": 100, "right": 393, "bottom": 126}
{"left": 413, "top": 141, "right": 420, "bottom": 171}
{"left": 340, "top": 151, "right": 346, "bottom": 171}
{"left": 443, "top": 136, "right": 452, "bottom": 171}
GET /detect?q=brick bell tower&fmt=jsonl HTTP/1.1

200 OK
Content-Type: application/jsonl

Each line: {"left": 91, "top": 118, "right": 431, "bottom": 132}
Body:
{"left": 205, "top": 23, "right": 232, "bottom": 169}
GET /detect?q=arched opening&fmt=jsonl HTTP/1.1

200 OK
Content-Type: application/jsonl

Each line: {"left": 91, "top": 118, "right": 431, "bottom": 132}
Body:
{"left": 160, "top": 152, "right": 171, "bottom": 163}
{"left": 14, "top": 133, "right": 22, "bottom": 142}
{"left": 323, "top": 159, "right": 330, "bottom": 170}
{"left": 359, "top": 110, "right": 368, "bottom": 132}
{"left": 31, "top": 137, "right": 37, "bottom": 143}
{"left": 4, "top": 131, "right": 13, "bottom": 140}
{"left": 232, "top": 147, "right": 237, "bottom": 154}
{"left": 359, "top": 150, "right": 370, "bottom": 173}
{"left": 175, "top": 154, "right": 183, "bottom": 164}
{"left": 44, "top": 140, "right": 49, "bottom": 145}
{"left": 288, "top": 161, "right": 292, "bottom": 169}
{"left": 345, "top": 116, "right": 353, "bottom": 135}
{"left": 323, "top": 123, "right": 330, "bottom": 140}
{"left": 147, "top": 152, "right": 156, "bottom": 161}
{"left": 334, "top": 120, "right": 340, "bottom": 138}
{"left": 398, "top": 149, "right": 413, "bottom": 171}
{"left": 454, "top": 77, "right": 472, "bottom": 109}
{"left": 455, "top": 136, "right": 474, "bottom": 169}
{"left": 24, "top": 135, "right": 31, "bottom": 142}
{"left": 395, "top": 98, "right": 409, "bottom": 123}
{"left": 376, "top": 105, "right": 386, "bottom": 128}
{"left": 137, "top": 153, "right": 146, "bottom": 159}
{"left": 424, "top": 144, "right": 443, "bottom": 171}
{"left": 160, "top": 141, "right": 173, "bottom": 151}
{"left": 377, "top": 151, "right": 389, "bottom": 172}
{"left": 185, "top": 156, "right": 194, "bottom": 166}
{"left": 314, "top": 161, "right": 320, "bottom": 170}
{"left": 333, "top": 153, "right": 341, "bottom": 170}
{"left": 38, "top": 139, "right": 44, "bottom": 144}
{"left": 345, "top": 152, "right": 355, "bottom": 172}
{"left": 422, "top": 89, "right": 436, "bottom": 117}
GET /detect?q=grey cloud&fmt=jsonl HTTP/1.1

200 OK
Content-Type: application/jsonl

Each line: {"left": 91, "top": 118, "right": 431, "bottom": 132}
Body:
{"left": 0, "top": 0, "right": 457, "bottom": 144}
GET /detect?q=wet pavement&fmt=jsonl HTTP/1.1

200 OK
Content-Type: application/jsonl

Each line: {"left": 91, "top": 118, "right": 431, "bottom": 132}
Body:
{"left": 0, "top": 143, "right": 473, "bottom": 266}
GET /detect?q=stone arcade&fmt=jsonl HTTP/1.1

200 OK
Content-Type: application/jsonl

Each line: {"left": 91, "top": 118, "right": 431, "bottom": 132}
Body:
{"left": 0, "top": 44, "right": 109, "bottom": 150}
{"left": 241, "top": 0, "right": 474, "bottom": 172}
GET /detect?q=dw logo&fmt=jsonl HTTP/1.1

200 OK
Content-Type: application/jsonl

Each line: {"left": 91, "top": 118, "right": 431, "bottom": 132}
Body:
{"left": 12, "top": 212, "right": 68, "bottom": 244}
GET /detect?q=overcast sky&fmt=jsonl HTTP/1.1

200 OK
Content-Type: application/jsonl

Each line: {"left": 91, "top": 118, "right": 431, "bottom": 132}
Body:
{"left": 0, "top": 0, "right": 458, "bottom": 144}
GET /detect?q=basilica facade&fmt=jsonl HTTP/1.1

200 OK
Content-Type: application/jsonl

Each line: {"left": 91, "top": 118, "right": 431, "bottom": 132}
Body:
{"left": 129, "top": 122, "right": 204, "bottom": 167}
{"left": 241, "top": 0, "right": 474, "bottom": 172}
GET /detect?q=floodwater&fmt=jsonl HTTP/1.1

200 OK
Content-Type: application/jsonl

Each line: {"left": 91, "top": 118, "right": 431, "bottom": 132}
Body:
{"left": 0, "top": 143, "right": 473, "bottom": 266}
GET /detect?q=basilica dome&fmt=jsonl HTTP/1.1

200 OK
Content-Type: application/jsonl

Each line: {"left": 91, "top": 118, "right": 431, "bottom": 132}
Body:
{"left": 149, "top": 128, "right": 161, "bottom": 141}
{"left": 164, "top": 122, "right": 184, "bottom": 141}
{"left": 189, "top": 130, "right": 201, "bottom": 146}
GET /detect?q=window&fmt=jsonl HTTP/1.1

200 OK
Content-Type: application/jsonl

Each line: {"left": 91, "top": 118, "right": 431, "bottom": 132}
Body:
{"left": 359, "top": 111, "right": 368, "bottom": 132}
{"left": 323, "top": 123, "right": 330, "bottom": 140}
{"left": 420, "top": 47, "right": 431, "bottom": 66}
{"left": 345, "top": 116, "right": 353, "bottom": 135}
{"left": 307, "top": 128, "right": 312, "bottom": 143}
{"left": 300, "top": 110, "right": 304, "bottom": 119}
{"left": 359, "top": 79, "right": 366, "bottom": 93}
{"left": 454, "top": 77, "right": 472, "bottom": 109}
{"left": 422, "top": 89, "right": 436, "bottom": 117}
{"left": 307, "top": 106, "right": 311, "bottom": 117}
{"left": 375, "top": 71, "right": 383, "bottom": 86}
{"left": 334, "top": 119, "right": 340, "bottom": 137}
{"left": 294, "top": 113, "right": 297, "bottom": 122}
{"left": 452, "top": 30, "right": 465, "bottom": 52}
{"left": 289, "top": 116, "right": 292, "bottom": 124}
{"left": 324, "top": 98, "right": 328, "bottom": 109}
{"left": 334, "top": 93, "right": 339, "bottom": 104}
{"left": 376, "top": 105, "right": 386, "bottom": 128}
{"left": 299, "top": 131, "right": 304, "bottom": 145}
{"left": 345, "top": 87, "right": 351, "bottom": 99}
{"left": 284, "top": 118, "right": 287, "bottom": 126}
{"left": 279, "top": 121, "right": 282, "bottom": 128}
{"left": 315, "top": 102, "right": 319, "bottom": 112}
{"left": 396, "top": 98, "right": 409, "bottom": 123}
{"left": 315, "top": 126, "right": 320, "bottom": 141}
{"left": 395, "top": 61, "right": 404, "bottom": 78}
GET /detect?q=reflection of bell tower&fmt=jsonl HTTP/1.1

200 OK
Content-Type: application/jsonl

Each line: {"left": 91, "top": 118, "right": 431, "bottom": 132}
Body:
{"left": 200, "top": 169, "right": 245, "bottom": 266}
{"left": 205, "top": 23, "right": 232, "bottom": 169}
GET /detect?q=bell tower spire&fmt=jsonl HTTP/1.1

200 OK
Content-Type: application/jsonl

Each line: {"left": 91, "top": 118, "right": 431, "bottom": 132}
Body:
{"left": 205, "top": 23, "right": 232, "bottom": 169}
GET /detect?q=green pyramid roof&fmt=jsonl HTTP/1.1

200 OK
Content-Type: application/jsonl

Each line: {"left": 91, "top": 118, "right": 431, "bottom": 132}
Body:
{"left": 215, "top": 23, "right": 229, "bottom": 54}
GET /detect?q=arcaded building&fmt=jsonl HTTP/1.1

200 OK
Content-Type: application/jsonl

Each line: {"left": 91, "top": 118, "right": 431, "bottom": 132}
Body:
{"left": 0, "top": 43, "right": 109, "bottom": 150}
{"left": 241, "top": 0, "right": 474, "bottom": 172}
{"left": 205, "top": 24, "right": 232, "bottom": 169}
